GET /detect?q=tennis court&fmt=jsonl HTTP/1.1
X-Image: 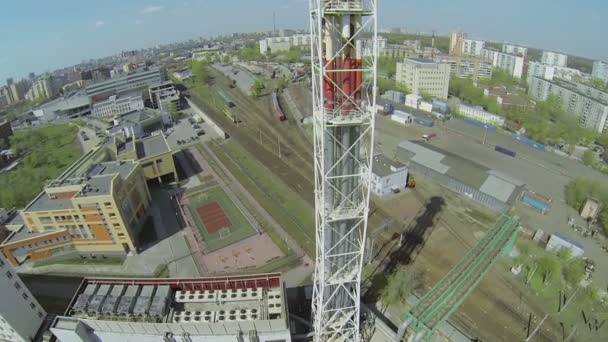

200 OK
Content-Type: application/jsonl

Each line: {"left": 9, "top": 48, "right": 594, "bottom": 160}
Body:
{"left": 187, "top": 186, "right": 256, "bottom": 252}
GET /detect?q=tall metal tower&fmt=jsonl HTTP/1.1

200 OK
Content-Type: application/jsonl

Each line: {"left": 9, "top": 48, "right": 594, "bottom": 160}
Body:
{"left": 309, "top": 1, "right": 378, "bottom": 341}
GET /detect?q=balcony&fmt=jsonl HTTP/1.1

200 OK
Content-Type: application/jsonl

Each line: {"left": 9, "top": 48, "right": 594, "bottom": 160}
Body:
{"left": 321, "top": 0, "right": 373, "bottom": 14}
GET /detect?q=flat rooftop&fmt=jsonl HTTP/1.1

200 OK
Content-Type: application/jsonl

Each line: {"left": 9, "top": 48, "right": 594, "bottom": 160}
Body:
{"left": 51, "top": 274, "right": 290, "bottom": 339}
{"left": 372, "top": 154, "right": 406, "bottom": 177}
{"left": 136, "top": 134, "right": 170, "bottom": 159}
{"left": 551, "top": 78, "right": 608, "bottom": 105}
{"left": 25, "top": 160, "right": 137, "bottom": 211}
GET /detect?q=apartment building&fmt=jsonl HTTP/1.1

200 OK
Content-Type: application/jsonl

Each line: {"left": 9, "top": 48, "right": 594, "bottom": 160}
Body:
{"left": 502, "top": 44, "right": 527, "bottom": 57}
{"left": 463, "top": 39, "right": 485, "bottom": 56}
{"left": 481, "top": 49, "right": 525, "bottom": 78}
{"left": 259, "top": 34, "right": 312, "bottom": 54}
{"left": 107, "top": 108, "right": 173, "bottom": 139}
{"left": 449, "top": 32, "right": 465, "bottom": 56}
{"left": 592, "top": 60, "right": 608, "bottom": 82}
{"left": 440, "top": 55, "right": 493, "bottom": 81}
{"left": 0, "top": 150, "right": 152, "bottom": 266}
{"left": 91, "top": 91, "right": 144, "bottom": 118}
{"left": 25, "top": 75, "right": 56, "bottom": 101}
{"left": 529, "top": 77, "right": 608, "bottom": 133}
{"left": 527, "top": 61, "right": 556, "bottom": 84}
{"left": 114, "top": 133, "right": 178, "bottom": 184}
{"left": 0, "top": 253, "right": 47, "bottom": 342}
{"left": 542, "top": 51, "right": 568, "bottom": 67}
{"left": 396, "top": 58, "right": 450, "bottom": 99}
{"left": 86, "top": 67, "right": 165, "bottom": 102}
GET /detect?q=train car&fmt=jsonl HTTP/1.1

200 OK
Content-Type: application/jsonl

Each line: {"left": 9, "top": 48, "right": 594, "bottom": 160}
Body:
{"left": 272, "top": 91, "right": 286, "bottom": 121}
{"left": 217, "top": 90, "right": 235, "bottom": 108}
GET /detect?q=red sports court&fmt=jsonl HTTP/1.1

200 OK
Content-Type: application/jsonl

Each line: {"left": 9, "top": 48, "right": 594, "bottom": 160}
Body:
{"left": 196, "top": 202, "right": 232, "bottom": 234}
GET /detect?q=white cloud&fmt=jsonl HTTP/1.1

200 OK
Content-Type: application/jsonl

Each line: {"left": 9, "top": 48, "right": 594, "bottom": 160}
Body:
{"left": 95, "top": 20, "right": 105, "bottom": 28}
{"left": 141, "top": 5, "right": 164, "bottom": 14}
{"left": 135, "top": 19, "right": 144, "bottom": 25}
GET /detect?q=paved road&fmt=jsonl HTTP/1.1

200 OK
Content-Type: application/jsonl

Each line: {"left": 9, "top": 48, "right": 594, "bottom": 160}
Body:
{"left": 201, "top": 143, "right": 314, "bottom": 286}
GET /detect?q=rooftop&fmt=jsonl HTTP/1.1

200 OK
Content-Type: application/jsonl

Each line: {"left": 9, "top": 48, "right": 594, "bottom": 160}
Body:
{"left": 372, "top": 154, "right": 406, "bottom": 177}
{"left": 25, "top": 160, "right": 137, "bottom": 211}
{"left": 4, "top": 225, "right": 52, "bottom": 244}
{"left": 52, "top": 274, "right": 289, "bottom": 339}
{"left": 551, "top": 78, "right": 608, "bottom": 106}
{"left": 136, "top": 134, "right": 170, "bottom": 159}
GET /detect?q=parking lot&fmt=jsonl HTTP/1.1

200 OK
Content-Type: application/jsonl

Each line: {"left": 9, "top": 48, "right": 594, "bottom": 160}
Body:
{"left": 375, "top": 114, "right": 608, "bottom": 286}
{"left": 165, "top": 108, "right": 220, "bottom": 150}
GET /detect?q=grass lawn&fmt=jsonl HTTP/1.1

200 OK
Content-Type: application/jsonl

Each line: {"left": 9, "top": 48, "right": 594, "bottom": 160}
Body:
{"left": 209, "top": 140, "right": 316, "bottom": 257}
{"left": 0, "top": 123, "right": 81, "bottom": 208}
{"left": 187, "top": 185, "right": 256, "bottom": 252}
{"left": 195, "top": 145, "right": 291, "bottom": 256}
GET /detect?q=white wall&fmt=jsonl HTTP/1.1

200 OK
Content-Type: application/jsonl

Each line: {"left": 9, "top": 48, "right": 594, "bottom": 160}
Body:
{"left": 371, "top": 168, "right": 409, "bottom": 196}
{"left": 0, "top": 254, "right": 46, "bottom": 342}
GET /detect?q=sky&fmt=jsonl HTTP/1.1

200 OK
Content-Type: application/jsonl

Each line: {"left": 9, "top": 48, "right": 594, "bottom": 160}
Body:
{"left": 0, "top": 0, "right": 607, "bottom": 82}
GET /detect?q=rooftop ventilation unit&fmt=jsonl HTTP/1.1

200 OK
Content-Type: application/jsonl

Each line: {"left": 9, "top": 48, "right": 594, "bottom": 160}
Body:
{"left": 87, "top": 284, "right": 112, "bottom": 315}
{"left": 116, "top": 285, "right": 142, "bottom": 316}
{"left": 100, "top": 284, "right": 126, "bottom": 315}
{"left": 133, "top": 285, "right": 156, "bottom": 317}
{"left": 72, "top": 284, "right": 100, "bottom": 314}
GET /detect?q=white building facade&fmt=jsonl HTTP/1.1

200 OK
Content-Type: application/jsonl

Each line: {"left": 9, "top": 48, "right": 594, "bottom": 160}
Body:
{"left": 0, "top": 253, "right": 47, "bottom": 342}
{"left": 259, "top": 34, "right": 312, "bottom": 55}
{"left": 502, "top": 44, "right": 528, "bottom": 57}
{"left": 481, "top": 49, "right": 525, "bottom": 78}
{"left": 528, "top": 77, "right": 608, "bottom": 133}
{"left": 458, "top": 104, "right": 506, "bottom": 126}
{"left": 91, "top": 93, "right": 144, "bottom": 118}
{"left": 527, "top": 61, "right": 555, "bottom": 84}
{"left": 396, "top": 58, "right": 451, "bottom": 99}
{"left": 463, "top": 39, "right": 485, "bottom": 56}
{"left": 542, "top": 51, "right": 568, "bottom": 67}
{"left": 592, "top": 61, "right": 608, "bottom": 82}
{"left": 441, "top": 56, "right": 493, "bottom": 81}
{"left": 370, "top": 155, "right": 409, "bottom": 196}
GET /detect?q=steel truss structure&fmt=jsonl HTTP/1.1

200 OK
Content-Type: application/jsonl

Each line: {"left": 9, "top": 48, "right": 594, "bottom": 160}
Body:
{"left": 396, "top": 214, "right": 520, "bottom": 341}
{"left": 309, "top": 1, "right": 378, "bottom": 341}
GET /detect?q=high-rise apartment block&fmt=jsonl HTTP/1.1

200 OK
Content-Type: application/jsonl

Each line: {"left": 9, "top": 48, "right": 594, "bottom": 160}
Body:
{"left": 541, "top": 51, "right": 568, "bottom": 67}
{"left": 529, "top": 77, "right": 608, "bottom": 133}
{"left": 0, "top": 252, "right": 47, "bottom": 342}
{"left": 481, "top": 49, "right": 525, "bottom": 78}
{"left": 396, "top": 58, "right": 451, "bottom": 99}
{"left": 502, "top": 44, "right": 528, "bottom": 57}
{"left": 592, "top": 61, "right": 608, "bottom": 82}
{"left": 449, "top": 32, "right": 465, "bottom": 56}
{"left": 259, "top": 34, "right": 312, "bottom": 55}
{"left": 440, "top": 56, "right": 493, "bottom": 81}
{"left": 462, "top": 39, "right": 485, "bottom": 56}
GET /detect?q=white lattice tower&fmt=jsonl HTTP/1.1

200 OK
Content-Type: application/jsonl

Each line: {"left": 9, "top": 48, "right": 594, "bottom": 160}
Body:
{"left": 309, "top": 1, "right": 378, "bottom": 341}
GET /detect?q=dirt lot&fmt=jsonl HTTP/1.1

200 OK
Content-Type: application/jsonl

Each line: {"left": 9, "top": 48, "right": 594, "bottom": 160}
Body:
{"left": 371, "top": 179, "right": 560, "bottom": 342}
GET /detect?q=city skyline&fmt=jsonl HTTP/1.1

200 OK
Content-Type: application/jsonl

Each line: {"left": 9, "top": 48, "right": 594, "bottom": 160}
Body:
{"left": 0, "top": 0, "right": 607, "bottom": 81}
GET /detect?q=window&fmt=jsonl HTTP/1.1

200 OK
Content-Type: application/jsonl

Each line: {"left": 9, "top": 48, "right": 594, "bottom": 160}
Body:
{"left": 109, "top": 213, "right": 117, "bottom": 218}
{"left": 117, "top": 233, "right": 125, "bottom": 237}
{"left": 5, "top": 271, "right": 13, "bottom": 279}
{"left": 0, "top": 259, "right": 4, "bottom": 267}
{"left": 113, "top": 223, "right": 120, "bottom": 227}
{"left": 38, "top": 311, "right": 44, "bottom": 318}
{"left": 14, "top": 282, "right": 21, "bottom": 290}
{"left": 30, "top": 302, "right": 36, "bottom": 309}
{"left": 22, "top": 293, "right": 29, "bottom": 300}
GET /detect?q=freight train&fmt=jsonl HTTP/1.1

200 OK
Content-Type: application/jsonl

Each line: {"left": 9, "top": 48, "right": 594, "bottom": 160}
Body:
{"left": 271, "top": 91, "right": 286, "bottom": 121}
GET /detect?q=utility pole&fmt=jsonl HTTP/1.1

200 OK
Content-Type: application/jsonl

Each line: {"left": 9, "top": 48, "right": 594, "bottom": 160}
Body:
{"left": 278, "top": 136, "right": 281, "bottom": 158}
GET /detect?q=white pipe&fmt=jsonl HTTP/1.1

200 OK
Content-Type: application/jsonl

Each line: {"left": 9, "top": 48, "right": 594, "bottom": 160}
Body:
{"left": 341, "top": 15, "right": 351, "bottom": 39}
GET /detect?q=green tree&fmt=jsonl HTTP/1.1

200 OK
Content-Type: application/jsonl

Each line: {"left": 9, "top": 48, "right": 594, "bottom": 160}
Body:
{"left": 192, "top": 60, "right": 212, "bottom": 84}
{"left": 582, "top": 149, "right": 596, "bottom": 167}
{"left": 238, "top": 46, "right": 264, "bottom": 61}
{"left": 379, "top": 266, "right": 421, "bottom": 309}
{"left": 562, "top": 258, "right": 585, "bottom": 287}
{"left": 251, "top": 79, "right": 264, "bottom": 98}
{"left": 597, "top": 134, "right": 608, "bottom": 147}
{"left": 276, "top": 78, "right": 290, "bottom": 94}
